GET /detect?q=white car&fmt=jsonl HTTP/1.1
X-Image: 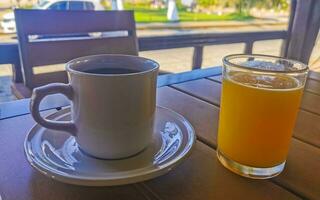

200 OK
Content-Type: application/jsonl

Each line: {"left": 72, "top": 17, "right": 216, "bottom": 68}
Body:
{"left": 1, "top": 0, "right": 104, "bottom": 33}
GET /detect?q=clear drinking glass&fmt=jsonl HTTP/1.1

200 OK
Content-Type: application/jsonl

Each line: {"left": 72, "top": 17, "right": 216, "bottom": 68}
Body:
{"left": 217, "top": 54, "right": 308, "bottom": 179}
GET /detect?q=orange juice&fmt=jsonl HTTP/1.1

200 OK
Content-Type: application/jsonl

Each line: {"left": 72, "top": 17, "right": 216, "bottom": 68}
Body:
{"left": 218, "top": 71, "right": 303, "bottom": 167}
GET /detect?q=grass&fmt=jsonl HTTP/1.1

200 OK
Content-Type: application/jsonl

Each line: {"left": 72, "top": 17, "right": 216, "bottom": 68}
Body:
{"left": 0, "top": 3, "right": 253, "bottom": 24}
{"left": 123, "top": 3, "right": 253, "bottom": 23}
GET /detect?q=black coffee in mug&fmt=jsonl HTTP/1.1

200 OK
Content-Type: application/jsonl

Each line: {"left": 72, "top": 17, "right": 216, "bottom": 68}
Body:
{"left": 30, "top": 54, "right": 159, "bottom": 159}
{"left": 84, "top": 68, "right": 140, "bottom": 75}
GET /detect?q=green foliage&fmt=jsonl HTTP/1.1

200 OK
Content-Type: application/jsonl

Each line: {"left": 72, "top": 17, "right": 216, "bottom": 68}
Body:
{"left": 197, "top": 0, "right": 219, "bottom": 7}
{"left": 235, "top": 0, "right": 289, "bottom": 11}
{"left": 225, "top": 0, "right": 289, "bottom": 14}
{"left": 99, "top": 0, "right": 289, "bottom": 23}
{"left": 100, "top": 0, "right": 109, "bottom": 9}
{"left": 124, "top": 3, "right": 253, "bottom": 23}
{"left": 272, "top": 0, "right": 289, "bottom": 10}
{"left": 176, "top": 0, "right": 187, "bottom": 10}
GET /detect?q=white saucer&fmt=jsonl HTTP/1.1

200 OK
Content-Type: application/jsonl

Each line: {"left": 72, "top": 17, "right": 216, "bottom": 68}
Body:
{"left": 24, "top": 106, "right": 196, "bottom": 186}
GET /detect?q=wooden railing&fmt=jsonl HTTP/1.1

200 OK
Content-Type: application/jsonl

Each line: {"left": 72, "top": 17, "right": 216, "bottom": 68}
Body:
{"left": 0, "top": 30, "right": 287, "bottom": 83}
{"left": 139, "top": 30, "right": 288, "bottom": 69}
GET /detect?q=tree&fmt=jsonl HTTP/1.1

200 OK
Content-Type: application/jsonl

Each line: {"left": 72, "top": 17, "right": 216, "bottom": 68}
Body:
{"left": 197, "top": 0, "right": 218, "bottom": 8}
{"left": 232, "top": 0, "right": 289, "bottom": 14}
{"left": 208, "top": 0, "right": 288, "bottom": 11}
{"left": 236, "top": 0, "right": 256, "bottom": 14}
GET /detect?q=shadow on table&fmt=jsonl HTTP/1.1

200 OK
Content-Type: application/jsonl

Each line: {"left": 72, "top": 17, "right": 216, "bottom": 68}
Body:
{"left": 28, "top": 172, "right": 144, "bottom": 200}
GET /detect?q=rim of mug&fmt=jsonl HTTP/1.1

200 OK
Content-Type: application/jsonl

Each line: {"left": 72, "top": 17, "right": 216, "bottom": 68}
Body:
{"left": 66, "top": 54, "right": 160, "bottom": 76}
{"left": 223, "top": 54, "right": 309, "bottom": 74}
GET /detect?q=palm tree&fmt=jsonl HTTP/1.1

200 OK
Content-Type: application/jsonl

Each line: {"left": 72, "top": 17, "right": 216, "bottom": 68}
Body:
{"left": 167, "top": 0, "right": 179, "bottom": 21}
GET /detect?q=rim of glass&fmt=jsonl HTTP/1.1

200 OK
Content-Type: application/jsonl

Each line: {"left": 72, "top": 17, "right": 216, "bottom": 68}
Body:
{"left": 223, "top": 54, "right": 309, "bottom": 74}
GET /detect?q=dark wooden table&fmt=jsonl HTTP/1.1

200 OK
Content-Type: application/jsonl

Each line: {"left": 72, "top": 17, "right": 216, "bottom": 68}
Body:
{"left": 0, "top": 67, "right": 319, "bottom": 200}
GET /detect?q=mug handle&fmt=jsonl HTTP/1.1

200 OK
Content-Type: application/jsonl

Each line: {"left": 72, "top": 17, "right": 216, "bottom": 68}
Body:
{"left": 30, "top": 83, "right": 77, "bottom": 136}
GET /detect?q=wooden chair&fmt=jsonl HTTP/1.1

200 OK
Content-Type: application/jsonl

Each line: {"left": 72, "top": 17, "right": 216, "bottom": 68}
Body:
{"left": 13, "top": 9, "right": 139, "bottom": 98}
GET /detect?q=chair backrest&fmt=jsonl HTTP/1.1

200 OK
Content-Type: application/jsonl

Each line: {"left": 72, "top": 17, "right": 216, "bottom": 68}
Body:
{"left": 15, "top": 9, "right": 138, "bottom": 89}
{"left": 282, "top": 0, "right": 320, "bottom": 64}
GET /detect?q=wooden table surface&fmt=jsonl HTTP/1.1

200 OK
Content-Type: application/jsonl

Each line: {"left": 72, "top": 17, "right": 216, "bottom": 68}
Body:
{"left": 0, "top": 67, "right": 319, "bottom": 200}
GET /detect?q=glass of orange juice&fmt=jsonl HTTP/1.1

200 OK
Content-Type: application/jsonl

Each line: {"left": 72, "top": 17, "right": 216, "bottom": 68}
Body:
{"left": 217, "top": 54, "right": 308, "bottom": 179}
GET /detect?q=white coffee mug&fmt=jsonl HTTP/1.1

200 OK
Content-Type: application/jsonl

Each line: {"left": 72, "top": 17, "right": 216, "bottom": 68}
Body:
{"left": 30, "top": 54, "right": 159, "bottom": 159}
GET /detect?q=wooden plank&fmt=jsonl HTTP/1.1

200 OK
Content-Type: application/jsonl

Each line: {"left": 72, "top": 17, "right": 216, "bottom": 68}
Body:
{"left": 294, "top": 110, "right": 320, "bottom": 148}
{"left": 15, "top": 10, "right": 136, "bottom": 35}
{"left": 308, "top": 71, "right": 320, "bottom": 82}
{"left": 157, "top": 85, "right": 320, "bottom": 199}
{"left": 207, "top": 75, "right": 222, "bottom": 83}
{"left": 22, "top": 37, "right": 138, "bottom": 67}
{"left": 157, "top": 87, "right": 219, "bottom": 146}
{"left": 171, "top": 78, "right": 221, "bottom": 106}
{"left": 143, "top": 142, "right": 300, "bottom": 200}
{"left": 305, "top": 78, "right": 320, "bottom": 96}
{"left": 157, "top": 67, "right": 222, "bottom": 87}
{"left": 0, "top": 111, "right": 149, "bottom": 200}
{"left": 274, "top": 139, "right": 320, "bottom": 200}
{"left": 301, "top": 92, "right": 320, "bottom": 115}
